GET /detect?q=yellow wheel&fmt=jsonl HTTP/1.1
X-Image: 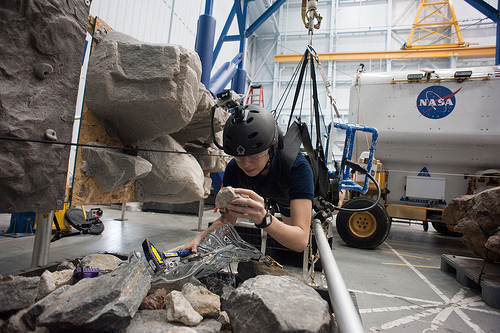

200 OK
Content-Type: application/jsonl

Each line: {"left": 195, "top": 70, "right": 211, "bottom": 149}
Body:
{"left": 349, "top": 212, "right": 377, "bottom": 238}
{"left": 337, "top": 197, "right": 391, "bottom": 249}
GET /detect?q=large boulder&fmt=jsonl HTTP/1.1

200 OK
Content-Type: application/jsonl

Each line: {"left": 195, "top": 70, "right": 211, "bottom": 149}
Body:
{"left": 0, "top": 0, "right": 90, "bottom": 213}
{"left": 85, "top": 31, "right": 202, "bottom": 146}
{"left": 81, "top": 143, "right": 152, "bottom": 191}
{"left": 170, "top": 87, "right": 229, "bottom": 146}
{"left": 37, "top": 257, "right": 150, "bottom": 332}
{"left": 225, "top": 275, "right": 333, "bottom": 333}
{"left": 443, "top": 186, "right": 500, "bottom": 262}
{"left": 136, "top": 135, "right": 205, "bottom": 203}
{"left": 0, "top": 275, "right": 40, "bottom": 313}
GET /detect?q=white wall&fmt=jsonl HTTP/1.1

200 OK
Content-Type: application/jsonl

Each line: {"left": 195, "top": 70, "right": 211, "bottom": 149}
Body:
{"left": 89, "top": 0, "right": 240, "bottom": 74}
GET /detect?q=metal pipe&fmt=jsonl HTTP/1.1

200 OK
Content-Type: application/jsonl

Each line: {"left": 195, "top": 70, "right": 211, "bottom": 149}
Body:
{"left": 31, "top": 211, "right": 54, "bottom": 268}
{"left": 312, "top": 218, "right": 364, "bottom": 333}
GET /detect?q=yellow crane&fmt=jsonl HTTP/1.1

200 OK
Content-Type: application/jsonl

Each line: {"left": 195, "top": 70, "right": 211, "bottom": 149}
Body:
{"left": 403, "top": 0, "right": 477, "bottom": 49}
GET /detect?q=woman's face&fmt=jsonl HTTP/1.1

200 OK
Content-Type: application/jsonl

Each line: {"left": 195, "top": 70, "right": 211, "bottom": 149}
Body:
{"left": 234, "top": 149, "right": 270, "bottom": 177}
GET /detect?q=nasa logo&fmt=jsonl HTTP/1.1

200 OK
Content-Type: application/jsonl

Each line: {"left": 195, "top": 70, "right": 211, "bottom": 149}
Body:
{"left": 416, "top": 86, "right": 462, "bottom": 119}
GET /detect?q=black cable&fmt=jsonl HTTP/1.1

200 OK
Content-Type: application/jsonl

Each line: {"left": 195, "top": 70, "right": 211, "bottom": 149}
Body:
{"left": 211, "top": 105, "right": 224, "bottom": 150}
{"left": 320, "top": 159, "right": 382, "bottom": 213}
{"left": 0, "top": 136, "right": 228, "bottom": 158}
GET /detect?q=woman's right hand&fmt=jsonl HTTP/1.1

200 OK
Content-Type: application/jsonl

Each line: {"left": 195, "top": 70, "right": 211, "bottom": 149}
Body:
{"left": 180, "top": 236, "right": 202, "bottom": 253}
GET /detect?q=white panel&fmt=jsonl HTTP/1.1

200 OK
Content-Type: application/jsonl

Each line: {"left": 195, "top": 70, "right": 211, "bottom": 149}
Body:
{"left": 89, "top": 0, "right": 210, "bottom": 49}
{"left": 406, "top": 176, "right": 446, "bottom": 200}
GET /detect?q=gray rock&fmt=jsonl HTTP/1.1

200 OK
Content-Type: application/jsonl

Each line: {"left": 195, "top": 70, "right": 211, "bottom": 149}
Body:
{"left": 126, "top": 310, "right": 174, "bottom": 333}
{"left": 200, "top": 276, "right": 235, "bottom": 303}
{"left": 217, "top": 311, "right": 231, "bottom": 330}
{"left": 184, "top": 142, "right": 231, "bottom": 173}
{"left": 225, "top": 275, "right": 333, "bottom": 333}
{"left": 22, "top": 285, "right": 72, "bottom": 330}
{"left": 172, "top": 327, "right": 198, "bottom": 333}
{"left": 81, "top": 143, "right": 152, "bottom": 191}
{"left": 37, "top": 258, "right": 150, "bottom": 332}
{"left": 166, "top": 291, "right": 203, "bottom": 326}
{"left": 56, "top": 261, "right": 76, "bottom": 271}
{"left": 237, "top": 260, "right": 304, "bottom": 283}
{"left": 136, "top": 135, "right": 205, "bottom": 204}
{"left": 444, "top": 186, "right": 500, "bottom": 262}
{"left": 0, "top": 0, "right": 90, "bottom": 213}
{"left": 1, "top": 308, "right": 30, "bottom": 333}
{"left": 126, "top": 310, "right": 221, "bottom": 333}
{"left": 170, "top": 87, "right": 229, "bottom": 145}
{"left": 36, "top": 270, "right": 56, "bottom": 301}
{"left": 0, "top": 275, "right": 40, "bottom": 313}
{"left": 191, "top": 318, "right": 223, "bottom": 333}
{"left": 85, "top": 31, "right": 202, "bottom": 146}
{"left": 79, "top": 253, "right": 123, "bottom": 274}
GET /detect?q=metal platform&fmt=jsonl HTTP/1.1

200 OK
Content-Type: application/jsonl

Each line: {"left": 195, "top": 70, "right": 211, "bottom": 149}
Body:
{"left": 441, "top": 254, "right": 500, "bottom": 309}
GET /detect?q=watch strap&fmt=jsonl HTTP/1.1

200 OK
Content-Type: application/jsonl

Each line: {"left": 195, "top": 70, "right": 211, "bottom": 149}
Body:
{"left": 256, "top": 212, "right": 272, "bottom": 229}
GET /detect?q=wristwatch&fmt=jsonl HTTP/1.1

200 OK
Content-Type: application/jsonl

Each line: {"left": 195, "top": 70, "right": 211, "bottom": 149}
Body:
{"left": 256, "top": 212, "right": 272, "bottom": 229}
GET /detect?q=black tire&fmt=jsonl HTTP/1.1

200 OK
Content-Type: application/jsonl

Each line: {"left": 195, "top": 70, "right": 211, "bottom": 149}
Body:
{"left": 423, "top": 221, "right": 429, "bottom": 231}
{"left": 89, "top": 220, "right": 105, "bottom": 235}
{"left": 336, "top": 197, "right": 391, "bottom": 249}
{"left": 65, "top": 207, "right": 105, "bottom": 235}
{"left": 65, "top": 208, "right": 86, "bottom": 231}
{"left": 431, "top": 222, "right": 462, "bottom": 237}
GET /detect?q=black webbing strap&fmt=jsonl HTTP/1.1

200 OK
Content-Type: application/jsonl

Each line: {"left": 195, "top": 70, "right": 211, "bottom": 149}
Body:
{"left": 284, "top": 47, "right": 330, "bottom": 199}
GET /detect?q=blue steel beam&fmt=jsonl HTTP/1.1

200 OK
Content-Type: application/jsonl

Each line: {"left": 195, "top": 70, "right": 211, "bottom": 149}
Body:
{"left": 205, "top": 0, "right": 213, "bottom": 15}
{"left": 209, "top": 0, "right": 288, "bottom": 94}
{"left": 246, "top": 0, "right": 286, "bottom": 36}
{"left": 234, "top": 0, "right": 245, "bottom": 37}
{"left": 463, "top": 0, "right": 499, "bottom": 22}
{"left": 463, "top": 0, "right": 500, "bottom": 65}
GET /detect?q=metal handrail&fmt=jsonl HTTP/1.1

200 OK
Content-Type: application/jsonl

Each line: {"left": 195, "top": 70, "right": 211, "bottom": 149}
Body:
{"left": 312, "top": 218, "right": 365, "bottom": 333}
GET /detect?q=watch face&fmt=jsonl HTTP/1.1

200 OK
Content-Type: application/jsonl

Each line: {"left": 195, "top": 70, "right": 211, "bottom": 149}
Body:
{"left": 257, "top": 213, "right": 272, "bottom": 228}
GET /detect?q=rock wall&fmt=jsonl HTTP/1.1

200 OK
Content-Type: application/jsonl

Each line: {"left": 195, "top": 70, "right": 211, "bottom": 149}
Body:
{"left": 0, "top": 7, "right": 230, "bottom": 211}
{"left": 0, "top": 0, "right": 90, "bottom": 213}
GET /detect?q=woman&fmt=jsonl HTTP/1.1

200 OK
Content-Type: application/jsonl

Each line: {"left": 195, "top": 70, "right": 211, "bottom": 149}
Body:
{"left": 182, "top": 104, "right": 314, "bottom": 253}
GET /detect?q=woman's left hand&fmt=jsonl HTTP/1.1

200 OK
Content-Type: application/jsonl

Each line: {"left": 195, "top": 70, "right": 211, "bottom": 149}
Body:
{"left": 226, "top": 188, "right": 267, "bottom": 225}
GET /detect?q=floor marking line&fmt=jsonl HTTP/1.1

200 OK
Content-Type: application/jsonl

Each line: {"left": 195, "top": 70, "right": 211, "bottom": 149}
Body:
{"left": 381, "top": 262, "right": 440, "bottom": 269}
{"left": 349, "top": 289, "right": 443, "bottom": 305}
{"left": 376, "top": 249, "right": 431, "bottom": 260}
{"left": 464, "top": 306, "right": 500, "bottom": 315}
{"left": 454, "top": 307, "right": 485, "bottom": 333}
{"left": 371, "top": 307, "right": 443, "bottom": 332}
{"left": 421, "top": 307, "right": 455, "bottom": 333}
{"left": 359, "top": 303, "right": 439, "bottom": 314}
{"left": 450, "top": 288, "right": 467, "bottom": 303}
{"left": 385, "top": 242, "right": 450, "bottom": 303}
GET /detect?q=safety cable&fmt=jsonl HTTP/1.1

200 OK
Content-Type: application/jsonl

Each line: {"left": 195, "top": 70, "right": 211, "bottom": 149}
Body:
{"left": 0, "top": 135, "right": 229, "bottom": 158}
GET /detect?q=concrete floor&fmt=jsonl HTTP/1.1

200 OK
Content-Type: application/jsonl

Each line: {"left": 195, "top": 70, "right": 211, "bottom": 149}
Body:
{"left": 0, "top": 204, "right": 499, "bottom": 332}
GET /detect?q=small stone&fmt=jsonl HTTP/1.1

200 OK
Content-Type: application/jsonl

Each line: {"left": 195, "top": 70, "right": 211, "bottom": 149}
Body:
{"left": 166, "top": 291, "right": 203, "bottom": 326}
{"left": 36, "top": 270, "right": 56, "bottom": 301}
{"left": 140, "top": 288, "right": 168, "bottom": 310}
{"left": 215, "top": 186, "right": 249, "bottom": 214}
{"left": 182, "top": 283, "right": 220, "bottom": 318}
{"left": 217, "top": 311, "right": 231, "bottom": 330}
